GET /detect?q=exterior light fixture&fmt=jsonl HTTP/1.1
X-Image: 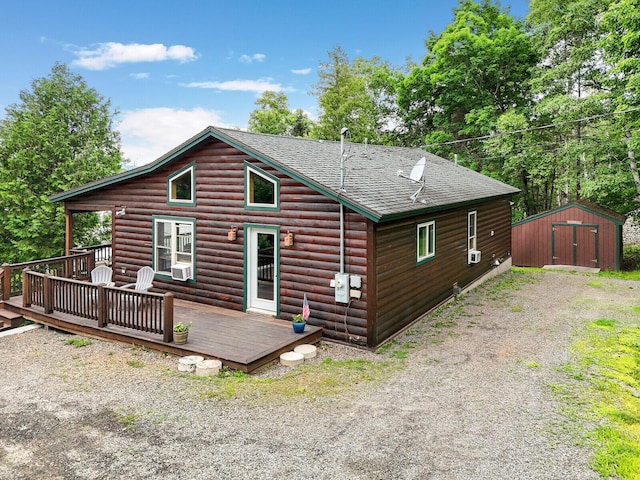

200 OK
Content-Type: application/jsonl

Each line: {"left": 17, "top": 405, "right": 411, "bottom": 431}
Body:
{"left": 228, "top": 227, "right": 237, "bottom": 241}
{"left": 284, "top": 231, "right": 294, "bottom": 247}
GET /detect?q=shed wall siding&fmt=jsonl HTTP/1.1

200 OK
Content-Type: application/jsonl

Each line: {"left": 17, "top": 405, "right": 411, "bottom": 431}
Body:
{"left": 512, "top": 206, "right": 621, "bottom": 270}
{"left": 65, "top": 139, "right": 370, "bottom": 343}
{"left": 372, "top": 198, "right": 513, "bottom": 346}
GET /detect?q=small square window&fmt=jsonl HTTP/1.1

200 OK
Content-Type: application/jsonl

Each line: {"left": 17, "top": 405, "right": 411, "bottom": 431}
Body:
{"left": 417, "top": 221, "right": 436, "bottom": 262}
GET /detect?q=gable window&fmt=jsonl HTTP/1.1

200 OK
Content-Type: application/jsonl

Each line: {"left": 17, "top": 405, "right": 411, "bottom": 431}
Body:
{"left": 417, "top": 221, "right": 436, "bottom": 263}
{"left": 468, "top": 210, "right": 478, "bottom": 252}
{"left": 154, "top": 217, "right": 195, "bottom": 276}
{"left": 245, "top": 164, "right": 279, "bottom": 210}
{"left": 167, "top": 164, "right": 195, "bottom": 205}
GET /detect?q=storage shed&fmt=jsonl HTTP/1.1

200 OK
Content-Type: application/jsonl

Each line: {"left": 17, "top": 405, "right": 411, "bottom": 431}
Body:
{"left": 512, "top": 200, "right": 626, "bottom": 271}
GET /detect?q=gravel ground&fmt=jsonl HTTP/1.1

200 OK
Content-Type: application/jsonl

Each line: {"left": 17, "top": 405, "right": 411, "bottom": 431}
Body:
{"left": 1, "top": 269, "right": 637, "bottom": 480}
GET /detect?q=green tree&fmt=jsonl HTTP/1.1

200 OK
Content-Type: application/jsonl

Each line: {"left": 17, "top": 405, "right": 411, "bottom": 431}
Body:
{"left": 248, "top": 91, "right": 314, "bottom": 137}
{"left": 601, "top": 0, "right": 640, "bottom": 201}
{"left": 483, "top": 111, "right": 557, "bottom": 217}
{"left": 397, "top": 0, "right": 538, "bottom": 156}
{"left": 528, "top": 0, "right": 614, "bottom": 204}
{"left": 248, "top": 91, "right": 291, "bottom": 135}
{"left": 289, "top": 108, "right": 313, "bottom": 137}
{"left": 525, "top": 0, "right": 639, "bottom": 215}
{"left": 0, "top": 63, "right": 123, "bottom": 263}
{"left": 311, "top": 46, "right": 400, "bottom": 143}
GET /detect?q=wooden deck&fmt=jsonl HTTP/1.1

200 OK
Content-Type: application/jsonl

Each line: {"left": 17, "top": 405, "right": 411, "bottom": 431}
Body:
{"left": 2, "top": 297, "right": 322, "bottom": 373}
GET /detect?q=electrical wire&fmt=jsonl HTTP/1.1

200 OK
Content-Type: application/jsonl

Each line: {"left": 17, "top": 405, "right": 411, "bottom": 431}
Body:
{"left": 421, "top": 106, "right": 640, "bottom": 149}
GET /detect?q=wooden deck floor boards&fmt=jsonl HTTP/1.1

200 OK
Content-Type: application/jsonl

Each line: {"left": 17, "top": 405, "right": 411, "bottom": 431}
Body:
{"left": 3, "top": 297, "right": 322, "bottom": 373}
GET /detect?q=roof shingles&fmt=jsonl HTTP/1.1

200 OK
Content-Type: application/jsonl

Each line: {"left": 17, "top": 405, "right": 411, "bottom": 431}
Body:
{"left": 52, "top": 126, "right": 520, "bottom": 223}
{"left": 216, "top": 128, "right": 520, "bottom": 220}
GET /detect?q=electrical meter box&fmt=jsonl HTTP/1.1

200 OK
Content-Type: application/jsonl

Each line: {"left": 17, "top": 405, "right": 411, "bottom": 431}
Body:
{"left": 334, "top": 273, "right": 350, "bottom": 303}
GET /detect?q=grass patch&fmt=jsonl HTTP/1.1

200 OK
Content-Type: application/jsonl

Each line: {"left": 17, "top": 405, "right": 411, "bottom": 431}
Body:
{"left": 599, "top": 269, "right": 640, "bottom": 281}
{"left": 555, "top": 318, "right": 640, "bottom": 479}
{"left": 126, "top": 359, "right": 145, "bottom": 368}
{"left": 524, "top": 361, "right": 540, "bottom": 368}
{"left": 111, "top": 408, "right": 142, "bottom": 430}
{"left": 488, "top": 267, "right": 538, "bottom": 291}
{"left": 131, "top": 344, "right": 150, "bottom": 352}
{"left": 199, "top": 358, "right": 400, "bottom": 403}
{"left": 587, "top": 280, "right": 603, "bottom": 288}
{"left": 592, "top": 319, "right": 616, "bottom": 329}
{"left": 511, "top": 305, "right": 523, "bottom": 313}
{"left": 375, "top": 339, "right": 398, "bottom": 355}
{"left": 65, "top": 337, "right": 92, "bottom": 348}
{"left": 432, "top": 319, "right": 457, "bottom": 328}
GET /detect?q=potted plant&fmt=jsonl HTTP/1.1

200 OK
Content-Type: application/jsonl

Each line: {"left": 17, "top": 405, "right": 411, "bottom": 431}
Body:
{"left": 173, "top": 321, "right": 191, "bottom": 344}
{"left": 292, "top": 314, "right": 306, "bottom": 333}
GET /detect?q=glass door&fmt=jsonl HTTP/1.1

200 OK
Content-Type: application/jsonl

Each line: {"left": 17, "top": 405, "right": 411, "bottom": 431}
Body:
{"left": 247, "top": 226, "right": 278, "bottom": 314}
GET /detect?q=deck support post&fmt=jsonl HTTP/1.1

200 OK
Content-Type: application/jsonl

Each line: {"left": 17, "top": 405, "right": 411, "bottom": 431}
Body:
{"left": 163, "top": 293, "right": 174, "bottom": 343}
{"left": 22, "top": 268, "right": 31, "bottom": 307}
{"left": 97, "top": 285, "right": 107, "bottom": 328}
{"left": 43, "top": 274, "right": 53, "bottom": 314}
{"left": 2, "top": 263, "right": 11, "bottom": 301}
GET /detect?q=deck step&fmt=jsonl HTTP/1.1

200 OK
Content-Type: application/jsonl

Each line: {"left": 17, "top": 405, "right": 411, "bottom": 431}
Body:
{"left": 0, "top": 308, "right": 23, "bottom": 328}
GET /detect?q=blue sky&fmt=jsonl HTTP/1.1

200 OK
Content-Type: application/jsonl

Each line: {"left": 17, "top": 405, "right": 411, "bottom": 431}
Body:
{"left": 1, "top": 0, "right": 529, "bottom": 167}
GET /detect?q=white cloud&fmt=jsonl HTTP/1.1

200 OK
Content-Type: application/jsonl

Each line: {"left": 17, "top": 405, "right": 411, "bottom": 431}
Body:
{"left": 130, "top": 72, "right": 150, "bottom": 80}
{"left": 238, "top": 53, "right": 266, "bottom": 64}
{"left": 291, "top": 68, "right": 312, "bottom": 75}
{"left": 72, "top": 42, "right": 198, "bottom": 70}
{"left": 118, "top": 107, "right": 229, "bottom": 167}
{"left": 183, "top": 78, "right": 287, "bottom": 93}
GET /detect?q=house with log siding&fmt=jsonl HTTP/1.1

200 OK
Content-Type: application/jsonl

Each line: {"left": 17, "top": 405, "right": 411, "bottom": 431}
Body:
{"left": 50, "top": 127, "right": 520, "bottom": 348}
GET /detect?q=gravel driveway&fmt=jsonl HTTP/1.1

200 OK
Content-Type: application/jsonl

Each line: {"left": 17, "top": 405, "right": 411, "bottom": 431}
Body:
{"left": 1, "top": 269, "right": 636, "bottom": 480}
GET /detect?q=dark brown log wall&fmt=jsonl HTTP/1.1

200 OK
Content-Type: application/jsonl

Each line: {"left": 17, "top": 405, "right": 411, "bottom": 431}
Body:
{"left": 512, "top": 206, "right": 622, "bottom": 270}
{"left": 64, "top": 138, "right": 370, "bottom": 343}
{"left": 371, "top": 197, "right": 514, "bottom": 346}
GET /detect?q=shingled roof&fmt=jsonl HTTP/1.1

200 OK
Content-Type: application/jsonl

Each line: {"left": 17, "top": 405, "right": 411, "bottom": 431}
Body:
{"left": 51, "top": 126, "right": 520, "bottom": 223}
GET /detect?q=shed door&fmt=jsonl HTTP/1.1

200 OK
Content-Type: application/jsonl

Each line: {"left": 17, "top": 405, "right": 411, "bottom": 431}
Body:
{"left": 552, "top": 223, "right": 598, "bottom": 268}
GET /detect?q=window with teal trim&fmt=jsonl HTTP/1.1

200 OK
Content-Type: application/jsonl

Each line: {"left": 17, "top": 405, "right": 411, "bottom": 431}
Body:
{"left": 468, "top": 210, "right": 477, "bottom": 251}
{"left": 168, "top": 165, "right": 194, "bottom": 205}
{"left": 154, "top": 218, "right": 194, "bottom": 275}
{"left": 245, "top": 165, "right": 278, "bottom": 209}
{"left": 417, "top": 221, "right": 436, "bottom": 262}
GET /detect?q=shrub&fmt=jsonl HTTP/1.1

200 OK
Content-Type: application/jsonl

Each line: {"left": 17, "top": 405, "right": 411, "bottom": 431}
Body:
{"left": 621, "top": 245, "right": 640, "bottom": 271}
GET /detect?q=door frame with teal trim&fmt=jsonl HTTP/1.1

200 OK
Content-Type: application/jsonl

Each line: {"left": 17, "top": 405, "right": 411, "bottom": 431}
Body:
{"left": 244, "top": 224, "right": 280, "bottom": 315}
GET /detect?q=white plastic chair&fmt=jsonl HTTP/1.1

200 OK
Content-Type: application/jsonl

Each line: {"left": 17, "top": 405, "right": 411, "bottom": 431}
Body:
{"left": 122, "top": 266, "right": 154, "bottom": 292}
{"left": 90, "top": 265, "right": 114, "bottom": 287}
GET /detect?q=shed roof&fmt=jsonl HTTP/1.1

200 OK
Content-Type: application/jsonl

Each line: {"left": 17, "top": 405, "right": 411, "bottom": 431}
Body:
{"left": 512, "top": 199, "right": 627, "bottom": 227}
{"left": 51, "top": 126, "right": 520, "bottom": 223}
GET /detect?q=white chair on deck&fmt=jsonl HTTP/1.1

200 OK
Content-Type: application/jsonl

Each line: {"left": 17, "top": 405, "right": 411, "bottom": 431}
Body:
{"left": 91, "top": 265, "right": 114, "bottom": 287}
{"left": 122, "top": 266, "right": 155, "bottom": 292}
{"left": 119, "top": 266, "right": 155, "bottom": 312}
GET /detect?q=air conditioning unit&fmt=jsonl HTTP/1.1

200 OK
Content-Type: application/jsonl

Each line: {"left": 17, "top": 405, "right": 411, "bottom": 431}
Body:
{"left": 171, "top": 264, "right": 192, "bottom": 281}
{"left": 468, "top": 250, "right": 482, "bottom": 264}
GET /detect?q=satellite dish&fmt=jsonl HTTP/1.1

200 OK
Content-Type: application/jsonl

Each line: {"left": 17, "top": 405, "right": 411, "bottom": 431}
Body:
{"left": 398, "top": 157, "right": 426, "bottom": 183}
{"left": 397, "top": 157, "right": 427, "bottom": 203}
{"left": 409, "top": 157, "right": 426, "bottom": 182}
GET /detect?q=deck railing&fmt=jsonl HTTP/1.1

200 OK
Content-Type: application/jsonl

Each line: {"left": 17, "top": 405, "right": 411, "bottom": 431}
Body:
{"left": 2, "top": 252, "right": 94, "bottom": 301}
{"left": 70, "top": 243, "right": 112, "bottom": 266}
{"left": 22, "top": 269, "right": 174, "bottom": 342}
